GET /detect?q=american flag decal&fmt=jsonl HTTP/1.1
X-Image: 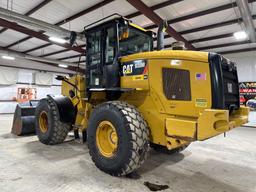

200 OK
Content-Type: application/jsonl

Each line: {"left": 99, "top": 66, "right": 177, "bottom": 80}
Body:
{"left": 196, "top": 73, "right": 206, "bottom": 80}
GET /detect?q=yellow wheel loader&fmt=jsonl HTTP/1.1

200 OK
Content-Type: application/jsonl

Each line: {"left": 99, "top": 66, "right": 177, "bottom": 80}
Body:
{"left": 34, "top": 15, "right": 249, "bottom": 176}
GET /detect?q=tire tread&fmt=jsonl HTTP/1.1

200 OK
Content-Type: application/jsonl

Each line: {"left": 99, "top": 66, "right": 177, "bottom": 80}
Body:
{"left": 36, "top": 98, "right": 71, "bottom": 145}
{"left": 88, "top": 101, "right": 149, "bottom": 176}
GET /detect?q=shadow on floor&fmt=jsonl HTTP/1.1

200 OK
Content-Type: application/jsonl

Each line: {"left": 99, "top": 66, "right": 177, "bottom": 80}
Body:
{"left": 24, "top": 139, "right": 88, "bottom": 162}
{"left": 137, "top": 150, "right": 188, "bottom": 176}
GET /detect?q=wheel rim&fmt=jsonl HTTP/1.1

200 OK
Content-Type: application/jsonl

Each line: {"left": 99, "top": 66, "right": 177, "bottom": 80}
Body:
{"left": 39, "top": 111, "right": 48, "bottom": 133}
{"left": 96, "top": 121, "right": 118, "bottom": 158}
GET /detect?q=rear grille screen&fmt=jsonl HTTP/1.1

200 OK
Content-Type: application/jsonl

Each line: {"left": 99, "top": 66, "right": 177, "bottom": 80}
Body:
{"left": 222, "top": 64, "right": 240, "bottom": 109}
{"left": 162, "top": 68, "right": 191, "bottom": 101}
{"left": 209, "top": 53, "right": 240, "bottom": 110}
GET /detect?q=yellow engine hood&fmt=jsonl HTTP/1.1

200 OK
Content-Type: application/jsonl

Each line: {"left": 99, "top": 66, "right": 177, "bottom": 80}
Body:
{"left": 121, "top": 50, "right": 209, "bottom": 63}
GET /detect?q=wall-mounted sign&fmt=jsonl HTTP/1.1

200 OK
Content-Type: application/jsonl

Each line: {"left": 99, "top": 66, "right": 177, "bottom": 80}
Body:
{"left": 17, "top": 87, "right": 37, "bottom": 103}
{"left": 239, "top": 82, "right": 256, "bottom": 105}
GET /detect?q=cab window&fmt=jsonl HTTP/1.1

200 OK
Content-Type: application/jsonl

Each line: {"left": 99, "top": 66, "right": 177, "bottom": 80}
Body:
{"left": 105, "top": 27, "right": 115, "bottom": 64}
{"left": 119, "top": 26, "right": 152, "bottom": 56}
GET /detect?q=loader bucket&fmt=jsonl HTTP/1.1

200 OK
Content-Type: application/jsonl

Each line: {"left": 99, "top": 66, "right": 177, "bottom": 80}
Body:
{"left": 11, "top": 101, "right": 38, "bottom": 136}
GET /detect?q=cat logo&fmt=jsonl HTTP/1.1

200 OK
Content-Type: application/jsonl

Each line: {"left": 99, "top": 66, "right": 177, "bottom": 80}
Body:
{"left": 123, "top": 64, "right": 134, "bottom": 75}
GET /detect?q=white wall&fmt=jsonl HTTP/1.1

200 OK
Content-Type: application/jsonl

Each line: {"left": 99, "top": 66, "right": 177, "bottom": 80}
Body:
{"left": 224, "top": 51, "right": 256, "bottom": 82}
{"left": 0, "top": 67, "right": 67, "bottom": 114}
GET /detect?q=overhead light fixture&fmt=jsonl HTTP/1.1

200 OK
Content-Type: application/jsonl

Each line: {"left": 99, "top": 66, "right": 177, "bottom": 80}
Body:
{"left": 58, "top": 64, "right": 68, "bottom": 68}
{"left": 49, "top": 37, "right": 67, "bottom": 44}
{"left": 1, "top": 55, "right": 15, "bottom": 60}
{"left": 233, "top": 31, "right": 247, "bottom": 40}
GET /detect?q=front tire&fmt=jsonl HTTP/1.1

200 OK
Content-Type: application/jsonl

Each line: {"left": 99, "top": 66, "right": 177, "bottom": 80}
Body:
{"left": 35, "top": 98, "right": 71, "bottom": 145}
{"left": 87, "top": 101, "right": 149, "bottom": 176}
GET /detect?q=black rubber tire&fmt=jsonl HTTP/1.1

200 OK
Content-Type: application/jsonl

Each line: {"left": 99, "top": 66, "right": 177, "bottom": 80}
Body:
{"left": 35, "top": 98, "right": 71, "bottom": 145}
{"left": 87, "top": 101, "right": 149, "bottom": 176}
{"left": 151, "top": 143, "right": 190, "bottom": 154}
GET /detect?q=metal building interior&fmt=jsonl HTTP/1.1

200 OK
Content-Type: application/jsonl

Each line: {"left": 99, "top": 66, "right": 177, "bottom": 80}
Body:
{"left": 0, "top": 0, "right": 256, "bottom": 192}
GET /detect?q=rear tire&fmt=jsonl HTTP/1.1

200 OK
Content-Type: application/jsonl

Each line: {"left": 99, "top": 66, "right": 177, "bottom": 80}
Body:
{"left": 35, "top": 98, "right": 71, "bottom": 145}
{"left": 151, "top": 143, "right": 189, "bottom": 154}
{"left": 87, "top": 101, "right": 149, "bottom": 176}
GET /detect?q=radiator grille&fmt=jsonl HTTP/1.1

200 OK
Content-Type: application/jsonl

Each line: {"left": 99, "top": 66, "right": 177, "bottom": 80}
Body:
{"left": 209, "top": 53, "right": 240, "bottom": 111}
{"left": 162, "top": 68, "right": 191, "bottom": 100}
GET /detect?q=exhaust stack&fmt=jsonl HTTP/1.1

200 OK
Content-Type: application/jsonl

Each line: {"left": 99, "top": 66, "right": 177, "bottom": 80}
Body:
{"left": 171, "top": 41, "right": 186, "bottom": 50}
{"left": 157, "top": 20, "right": 168, "bottom": 50}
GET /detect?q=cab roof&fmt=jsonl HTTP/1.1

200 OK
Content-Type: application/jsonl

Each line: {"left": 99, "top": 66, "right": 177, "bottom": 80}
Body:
{"left": 84, "top": 14, "right": 153, "bottom": 34}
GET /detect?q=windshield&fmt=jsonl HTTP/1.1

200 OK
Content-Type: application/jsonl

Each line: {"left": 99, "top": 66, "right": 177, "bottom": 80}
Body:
{"left": 119, "top": 26, "right": 152, "bottom": 56}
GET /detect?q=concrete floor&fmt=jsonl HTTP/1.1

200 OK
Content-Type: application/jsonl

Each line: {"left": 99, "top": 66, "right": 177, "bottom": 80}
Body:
{"left": 0, "top": 114, "right": 256, "bottom": 192}
{"left": 245, "top": 111, "right": 256, "bottom": 127}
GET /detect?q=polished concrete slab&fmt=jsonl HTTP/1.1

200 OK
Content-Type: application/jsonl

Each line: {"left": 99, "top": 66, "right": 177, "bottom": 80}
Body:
{"left": 0, "top": 114, "right": 255, "bottom": 192}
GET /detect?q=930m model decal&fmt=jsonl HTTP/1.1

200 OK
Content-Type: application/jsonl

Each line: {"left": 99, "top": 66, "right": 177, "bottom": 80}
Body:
{"left": 121, "top": 60, "right": 147, "bottom": 76}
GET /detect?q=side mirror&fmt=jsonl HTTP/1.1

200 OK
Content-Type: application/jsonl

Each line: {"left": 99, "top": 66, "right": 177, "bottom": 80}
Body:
{"left": 55, "top": 75, "right": 65, "bottom": 81}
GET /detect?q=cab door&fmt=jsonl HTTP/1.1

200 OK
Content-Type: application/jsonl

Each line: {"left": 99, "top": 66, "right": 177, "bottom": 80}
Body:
{"left": 85, "top": 24, "right": 119, "bottom": 90}
{"left": 86, "top": 29, "right": 103, "bottom": 88}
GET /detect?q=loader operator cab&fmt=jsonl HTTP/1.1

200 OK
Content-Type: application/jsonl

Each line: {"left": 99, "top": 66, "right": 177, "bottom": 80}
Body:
{"left": 84, "top": 16, "right": 153, "bottom": 96}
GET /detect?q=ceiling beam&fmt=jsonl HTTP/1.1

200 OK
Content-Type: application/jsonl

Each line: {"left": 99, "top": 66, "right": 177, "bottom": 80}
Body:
{"left": 181, "top": 19, "right": 241, "bottom": 35}
{"left": 164, "top": 40, "right": 250, "bottom": 51}
{"left": 74, "top": 59, "right": 86, "bottom": 64}
{"left": 29, "top": 60, "right": 84, "bottom": 73}
{"left": 235, "top": 0, "right": 256, "bottom": 42}
{"left": 189, "top": 33, "right": 234, "bottom": 43}
{"left": 6, "top": 0, "right": 255, "bottom": 58}
{"left": 125, "top": 0, "right": 183, "bottom": 19}
{"left": 0, "top": 46, "right": 80, "bottom": 66}
{"left": 145, "top": 2, "right": 237, "bottom": 30}
{"left": 163, "top": 13, "right": 255, "bottom": 39}
{"left": 0, "top": 28, "right": 7, "bottom": 34}
{"left": 37, "top": 0, "right": 184, "bottom": 58}
{"left": 41, "top": 48, "right": 71, "bottom": 57}
{"left": 0, "top": 0, "right": 53, "bottom": 35}
{"left": 153, "top": 18, "right": 242, "bottom": 41}
{"left": 0, "top": 18, "right": 84, "bottom": 53}
{"left": 144, "top": 0, "right": 256, "bottom": 30}
{"left": 5, "top": 36, "right": 33, "bottom": 49}
{"left": 23, "top": 43, "right": 52, "bottom": 54}
{"left": 22, "top": 0, "right": 253, "bottom": 58}
{"left": 0, "top": 7, "right": 78, "bottom": 41}
{"left": 219, "top": 46, "right": 256, "bottom": 54}
{"left": 58, "top": 54, "right": 84, "bottom": 61}
{"left": 197, "top": 40, "right": 250, "bottom": 50}
{"left": 0, "top": 63, "right": 75, "bottom": 75}
{"left": 0, "top": 46, "right": 84, "bottom": 72}
{"left": 5, "top": 0, "right": 113, "bottom": 52}
{"left": 40, "top": 44, "right": 86, "bottom": 57}
{"left": 163, "top": 31, "right": 251, "bottom": 49}
{"left": 127, "top": 0, "right": 195, "bottom": 50}
{"left": 25, "top": 0, "right": 53, "bottom": 16}
{"left": 22, "top": 37, "right": 70, "bottom": 54}
{"left": 55, "top": 0, "right": 114, "bottom": 26}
